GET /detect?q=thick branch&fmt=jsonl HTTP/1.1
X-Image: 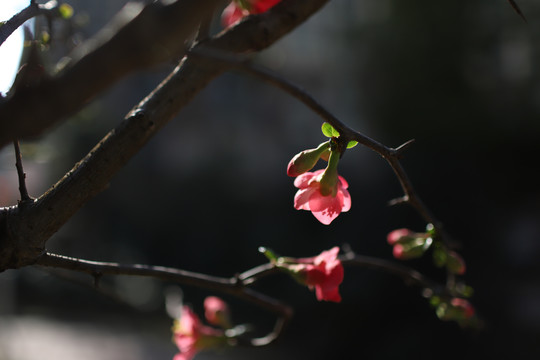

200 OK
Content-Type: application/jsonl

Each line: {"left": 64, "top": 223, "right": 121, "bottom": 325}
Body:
{"left": 0, "top": 0, "right": 331, "bottom": 270}
{"left": 0, "top": 0, "right": 220, "bottom": 149}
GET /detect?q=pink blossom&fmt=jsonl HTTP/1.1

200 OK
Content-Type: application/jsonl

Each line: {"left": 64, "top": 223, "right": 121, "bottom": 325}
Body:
{"left": 222, "top": 0, "right": 282, "bottom": 27}
{"left": 172, "top": 306, "right": 224, "bottom": 360}
{"left": 293, "top": 169, "right": 351, "bottom": 225}
{"left": 203, "top": 296, "right": 231, "bottom": 328}
{"left": 291, "top": 247, "right": 344, "bottom": 302}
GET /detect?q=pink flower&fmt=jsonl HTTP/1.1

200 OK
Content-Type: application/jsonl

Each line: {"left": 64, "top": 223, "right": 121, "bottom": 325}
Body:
{"left": 203, "top": 296, "right": 231, "bottom": 328}
{"left": 293, "top": 169, "right": 351, "bottom": 225}
{"left": 222, "top": 0, "right": 282, "bottom": 27}
{"left": 287, "top": 247, "right": 344, "bottom": 302}
{"left": 172, "top": 306, "right": 225, "bottom": 360}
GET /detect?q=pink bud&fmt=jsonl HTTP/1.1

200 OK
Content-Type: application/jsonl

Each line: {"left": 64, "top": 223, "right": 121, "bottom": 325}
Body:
{"left": 287, "top": 142, "right": 330, "bottom": 177}
{"left": 391, "top": 238, "right": 429, "bottom": 260}
{"left": 387, "top": 228, "right": 414, "bottom": 245}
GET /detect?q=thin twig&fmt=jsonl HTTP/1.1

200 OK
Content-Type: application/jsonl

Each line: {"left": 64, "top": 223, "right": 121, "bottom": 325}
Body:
{"left": 188, "top": 47, "right": 391, "bottom": 157}
{"left": 36, "top": 252, "right": 293, "bottom": 347}
{"left": 13, "top": 140, "right": 31, "bottom": 202}
{"left": 340, "top": 251, "right": 442, "bottom": 293}
{"left": 0, "top": 0, "right": 62, "bottom": 47}
{"left": 507, "top": 0, "right": 527, "bottom": 22}
{"left": 36, "top": 245, "right": 450, "bottom": 344}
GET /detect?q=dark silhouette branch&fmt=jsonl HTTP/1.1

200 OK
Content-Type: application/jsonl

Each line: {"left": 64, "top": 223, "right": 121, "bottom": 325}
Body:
{"left": 37, "top": 252, "right": 292, "bottom": 347}
{"left": 0, "top": 0, "right": 64, "bottom": 47}
{"left": 13, "top": 140, "right": 31, "bottom": 202}
{"left": 340, "top": 250, "right": 442, "bottom": 293}
{"left": 36, "top": 245, "right": 448, "bottom": 345}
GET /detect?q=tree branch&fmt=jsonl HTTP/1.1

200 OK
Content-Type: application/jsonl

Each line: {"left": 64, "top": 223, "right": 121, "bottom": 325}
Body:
{"left": 0, "top": 0, "right": 221, "bottom": 149}
{"left": 13, "top": 140, "right": 32, "bottom": 202}
{"left": 0, "top": 0, "right": 62, "bottom": 47}
{"left": 35, "top": 245, "right": 448, "bottom": 345}
{"left": 0, "top": 0, "right": 332, "bottom": 270}
{"left": 36, "top": 252, "right": 292, "bottom": 347}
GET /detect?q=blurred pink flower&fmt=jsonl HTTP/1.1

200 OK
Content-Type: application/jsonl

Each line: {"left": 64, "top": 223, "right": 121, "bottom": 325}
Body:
{"left": 288, "top": 247, "right": 344, "bottom": 302}
{"left": 222, "top": 0, "right": 282, "bottom": 27}
{"left": 203, "top": 296, "right": 231, "bottom": 328}
{"left": 293, "top": 169, "right": 351, "bottom": 225}
{"left": 172, "top": 306, "right": 225, "bottom": 360}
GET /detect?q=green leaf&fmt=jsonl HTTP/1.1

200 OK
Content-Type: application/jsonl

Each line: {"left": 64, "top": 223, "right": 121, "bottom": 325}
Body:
{"left": 59, "top": 4, "right": 74, "bottom": 19}
{"left": 321, "top": 123, "right": 339, "bottom": 138}
{"left": 346, "top": 141, "right": 358, "bottom": 149}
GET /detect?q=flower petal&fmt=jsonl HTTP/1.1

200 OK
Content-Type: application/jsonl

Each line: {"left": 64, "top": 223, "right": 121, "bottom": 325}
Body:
{"left": 315, "top": 285, "right": 342, "bottom": 302}
{"left": 308, "top": 190, "right": 338, "bottom": 212}
{"left": 308, "top": 192, "right": 343, "bottom": 224}
{"left": 293, "top": 171, "right": 316, "bottom": 189}
{"left": 339, "top": 187, "right": 351, "bottom": 212}
{"left": 251, "top": 0, "right": 282, "bottom": 13}
{"left": 311, "top": 207, "right": 341, "bottom": 225}
{"left": 294, "top": 187, "right": 315, "bottom": 210}
{"left": 314, "top": 247, "right": 340, "bottom": 266}
{"left": 338, "top": 175, "right": 349, "bottom": 189}
{"left": 221, "top": 2, "right": 248, "bottom": 27}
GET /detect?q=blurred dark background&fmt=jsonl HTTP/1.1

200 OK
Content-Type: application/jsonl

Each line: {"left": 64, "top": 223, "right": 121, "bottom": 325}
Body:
{"left": 1, "top": 0, "right": 540, "bottom": 359}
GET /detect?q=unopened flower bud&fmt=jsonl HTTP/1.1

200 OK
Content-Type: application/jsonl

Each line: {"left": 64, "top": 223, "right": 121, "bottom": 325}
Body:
{"left": 287, "top": 142, "right": 330, "bottom": 177}
{"left": 204, "top": 296, "right": 232, "bottom": 329}
{"left": 436, "top": 298, "right": 475, "bottom": 322}
{"left": 387, "top": 228, "right": 415, "bottom": 245}
{"left": 392, "top": 236, "right": 432, "bottom": 260}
